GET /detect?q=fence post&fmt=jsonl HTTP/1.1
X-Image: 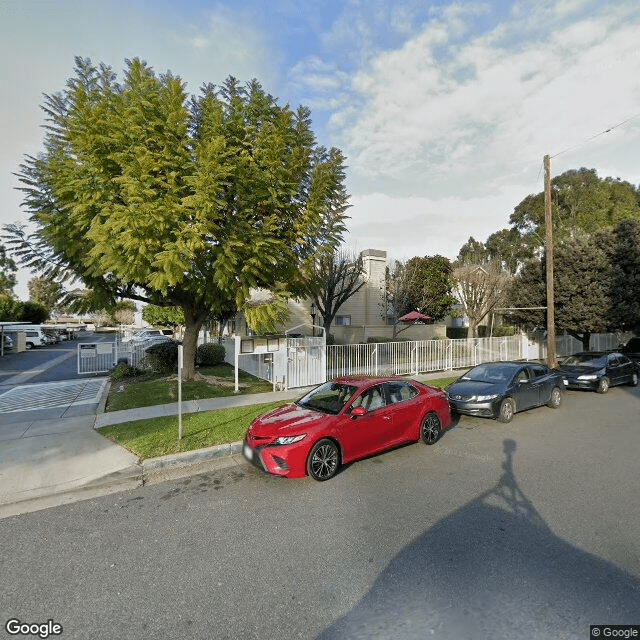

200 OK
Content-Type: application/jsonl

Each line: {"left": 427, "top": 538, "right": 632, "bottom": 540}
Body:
{"left": 234, "top": 335, "right": 240, "bottom": 393}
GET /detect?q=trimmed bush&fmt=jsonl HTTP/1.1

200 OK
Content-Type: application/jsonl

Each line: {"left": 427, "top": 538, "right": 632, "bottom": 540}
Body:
{"left": 196, "top": 342, "right": 225, "bottom": 366}
{"left": 143, "top": 340, "right": 180, "bottom": 374}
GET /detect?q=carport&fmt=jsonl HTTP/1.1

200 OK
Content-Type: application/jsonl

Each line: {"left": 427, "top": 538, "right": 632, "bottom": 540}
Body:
{"left": 0, "top": 321, "right": 29, "bottom": 356}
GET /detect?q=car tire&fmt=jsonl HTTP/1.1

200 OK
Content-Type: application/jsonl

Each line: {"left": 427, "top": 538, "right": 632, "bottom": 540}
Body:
{"left": 420, "top": 411, "right": 441, "bottom": 445}
{"left": 597, "top": 377, "right": 610, "bottom": 394}
{"left": 25, "top": 342, "right": 33, "bottom": 350}
{"left": 306, "top": 439, "right": 340, "bottom": 482}
{"left": 629, "top": 372, "right": 638, "bottom": 387}
{"left": 497, "top": 398, "right": 515, "bottom": 423}
{"left": 547, "top": 386, "right": 562, "bottom": 409}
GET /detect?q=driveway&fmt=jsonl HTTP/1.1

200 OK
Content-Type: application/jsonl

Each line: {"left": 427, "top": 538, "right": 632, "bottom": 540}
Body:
{"left": 0, "top": 333, "right": 141, "bottom": 517}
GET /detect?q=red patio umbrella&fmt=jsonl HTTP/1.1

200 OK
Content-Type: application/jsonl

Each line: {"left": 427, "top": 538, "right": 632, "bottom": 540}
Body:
{"left": 397, "top": 310, "right": 431, "bottom": 323}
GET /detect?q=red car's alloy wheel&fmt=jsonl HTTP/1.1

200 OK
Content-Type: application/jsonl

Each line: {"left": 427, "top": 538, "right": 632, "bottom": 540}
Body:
{"left": 420, "top": 412, "right": 441, "bottom": 445}
{"left": 306, "top": 439, "right": 340, "bottom": 481}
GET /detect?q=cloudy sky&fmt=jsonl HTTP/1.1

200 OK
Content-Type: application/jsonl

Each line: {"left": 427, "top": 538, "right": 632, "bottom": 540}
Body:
{"left": 1, "top": 0, "right": 639, "bottom": 299}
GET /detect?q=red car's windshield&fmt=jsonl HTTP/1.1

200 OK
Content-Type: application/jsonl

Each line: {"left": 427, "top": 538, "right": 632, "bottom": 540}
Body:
{"left": 297, "top": 382, "right": 358, "bottom": 415}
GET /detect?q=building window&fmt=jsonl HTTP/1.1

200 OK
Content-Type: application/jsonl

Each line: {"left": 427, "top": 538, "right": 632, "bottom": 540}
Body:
{"left": 336, "top": 315, "right": 351, "bottom": 326}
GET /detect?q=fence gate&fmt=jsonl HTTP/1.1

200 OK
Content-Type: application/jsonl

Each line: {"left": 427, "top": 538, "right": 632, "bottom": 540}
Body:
{"left": 224, "top": 334, "right": 326, "bottom": 391}
{"left": 77, "top": 340, "right": 148, "bottom": 375}
{"left": 285, "top": 337, "right": 326, "bottom": 389}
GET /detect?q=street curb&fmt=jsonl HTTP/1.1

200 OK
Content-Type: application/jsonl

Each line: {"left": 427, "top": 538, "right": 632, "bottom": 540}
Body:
{"left": 142, "top": 440, "right": 243, "bottom": 472}
{"left": 0, "top": 463, "right": 144, "bottom": 519}
{"left": 96, "top": 378, "right": 111, "bottom": 416}
{"left": 141, "top": 441, "right": 245, "bottom": 484}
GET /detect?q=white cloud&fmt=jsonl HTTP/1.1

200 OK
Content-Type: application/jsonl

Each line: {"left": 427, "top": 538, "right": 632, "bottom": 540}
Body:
{"left": 346, "top": 186, "right": 527, "bottom": 263}
{"left": 331, "top": 1, "right": 640, "bottom": 200}
{"left": 179, "top": 8, "right": 278, "bottom": 84}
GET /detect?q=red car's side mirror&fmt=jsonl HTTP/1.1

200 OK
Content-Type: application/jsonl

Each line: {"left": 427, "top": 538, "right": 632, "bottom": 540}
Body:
{"left": 350, "top": 406, "right": 366, "bottom": 418}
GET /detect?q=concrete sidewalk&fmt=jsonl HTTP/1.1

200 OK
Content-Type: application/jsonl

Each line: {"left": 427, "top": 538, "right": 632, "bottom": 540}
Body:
{"left": 0, "top": 378, "right": 308, "bottom": 518}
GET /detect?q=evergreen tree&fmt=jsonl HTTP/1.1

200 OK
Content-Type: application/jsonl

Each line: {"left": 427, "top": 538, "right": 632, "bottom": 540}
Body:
{"left": 509, "top": 235, "right": 613, "bottom": 350}
{"left": 387, "top": 255, "right": 456, "bottom": 321}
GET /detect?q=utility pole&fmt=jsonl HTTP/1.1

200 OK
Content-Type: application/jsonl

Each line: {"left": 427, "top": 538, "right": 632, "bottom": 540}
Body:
{"left": 544, "top": 155, "right": 556, "bottom": 368}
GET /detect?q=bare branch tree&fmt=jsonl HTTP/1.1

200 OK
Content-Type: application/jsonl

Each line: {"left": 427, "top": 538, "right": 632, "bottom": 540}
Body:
{"left": 454, "top": 262, "right": 511, "bottom": 338}
{"left": 310, "top": 248, "right": 365, "bottom": 336}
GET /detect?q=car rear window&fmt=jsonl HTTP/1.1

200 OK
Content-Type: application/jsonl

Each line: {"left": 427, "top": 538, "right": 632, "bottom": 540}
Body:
{"left": 386, "top": 381, "right": 418, "bottom": 403}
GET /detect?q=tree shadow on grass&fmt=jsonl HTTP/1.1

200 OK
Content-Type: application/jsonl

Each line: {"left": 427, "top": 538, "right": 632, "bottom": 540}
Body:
{"left": 318, "top": 439, "right": 640, "bottom": 640}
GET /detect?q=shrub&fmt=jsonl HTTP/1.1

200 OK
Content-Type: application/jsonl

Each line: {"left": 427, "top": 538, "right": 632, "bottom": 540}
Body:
{"left": 109, "top": 362, "right": 141, "bottom": 380}
{"left": 492, "top": 325, "right": 516, "bottom": 337}
{"left": 196, "top": 342, "right": 225, "bottom": 366}
{"left": 143, "top": 340, "right": 180, "bottom": 374}
{"left": 446, "top": 327, "right": 469, "bottom": 340}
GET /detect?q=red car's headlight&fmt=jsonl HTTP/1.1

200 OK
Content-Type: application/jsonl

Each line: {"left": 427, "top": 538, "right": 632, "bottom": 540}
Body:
{"left": 272, "top": 435, "right": 306, "bottom": 445}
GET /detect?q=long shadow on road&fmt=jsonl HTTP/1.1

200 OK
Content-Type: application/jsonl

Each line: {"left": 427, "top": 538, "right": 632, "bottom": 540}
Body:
{"left": 318, "top": 439, "right": 640, "bottom": 640}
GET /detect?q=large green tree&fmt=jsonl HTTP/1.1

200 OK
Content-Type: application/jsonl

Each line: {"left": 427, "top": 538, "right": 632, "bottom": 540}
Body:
{"left": 16, "top": 300, "right": 49, "bottom": 325}
{"left": 5, "top": 58, "right": 348, "bottom": 378}
{"left": 387, "top": 255, "right": 456, "bottom": 322}
{"left": 600, "top": 218, "right": 640, "bottom": 334}
{"left": 509, "top": 168, "right": 640, "bottom": 253}
{"left": 508, "top": 233, "right": 615, "bottom": 350}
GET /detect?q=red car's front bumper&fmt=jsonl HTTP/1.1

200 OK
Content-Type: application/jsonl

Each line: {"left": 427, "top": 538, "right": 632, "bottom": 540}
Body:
{"left": 242, "top": 436, "right": 310, "bottom": 478}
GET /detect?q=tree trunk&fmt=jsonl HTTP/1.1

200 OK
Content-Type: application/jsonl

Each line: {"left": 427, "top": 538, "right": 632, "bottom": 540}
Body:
{"left": 323, "top": 319, "right": 332, "bottom": 340}
{"left": 181, "top": 307, "right": 209, "bottom": 380}
{"left": 567, "top": 330, "right": 591, "bottom": 352}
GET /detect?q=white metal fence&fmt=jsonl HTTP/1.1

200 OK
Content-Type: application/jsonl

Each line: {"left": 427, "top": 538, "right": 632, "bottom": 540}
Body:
{"left": 222, "top": 336, "right": 326, "bottom": 390}
{"left": 555, "top": 333, "right": 622, "bottom": 357}
{"left": 327, "top": 336, "right": 527, "bottom": 378}
{"left": 77, "top": 340, "right": 150, "bottom": 374}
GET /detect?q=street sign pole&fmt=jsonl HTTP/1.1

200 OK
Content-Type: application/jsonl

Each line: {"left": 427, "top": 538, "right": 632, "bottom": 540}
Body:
{"left": 178, "top": 345, "right": 183, "bottom": 440}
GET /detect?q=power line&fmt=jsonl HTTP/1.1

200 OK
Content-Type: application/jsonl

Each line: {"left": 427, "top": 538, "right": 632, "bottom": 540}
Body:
{"left": 550, "top": 112, "right": 640, "bottom": 159}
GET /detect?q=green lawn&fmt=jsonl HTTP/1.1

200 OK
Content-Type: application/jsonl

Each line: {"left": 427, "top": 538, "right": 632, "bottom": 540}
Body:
{"left": 98, "top": 376, "right": 456, "bottom": 460}
{"left": 98, "top": 401, "right": 284, "bottom": 459}
{"left": 105, "top": 363, "right": 273, "bottom": 412}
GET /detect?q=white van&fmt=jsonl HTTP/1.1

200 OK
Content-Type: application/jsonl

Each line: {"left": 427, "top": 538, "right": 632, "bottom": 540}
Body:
{"left": 24, "top": 328, "right": 50, "bottom": 349}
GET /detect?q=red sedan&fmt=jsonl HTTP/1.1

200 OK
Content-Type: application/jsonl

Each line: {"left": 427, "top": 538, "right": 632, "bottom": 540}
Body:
{"left": 243, "top": 376, "right": 451, "bottom": 481}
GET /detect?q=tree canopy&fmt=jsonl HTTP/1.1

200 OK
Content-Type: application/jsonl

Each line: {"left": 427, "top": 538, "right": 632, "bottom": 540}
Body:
{"left": 508, "top": 219, "right": 640, "bottom": 348}
{"left": 28, "top": 276, "right": 62, "bottom": 312}
{"left": 386, "top": 255, "right": 456, "bottom": 322}
{"left": 5, "top": 57, "right": 349, "bottom": 378}
{"left": 502, "top": 168, "right": 640, "bottom": 269}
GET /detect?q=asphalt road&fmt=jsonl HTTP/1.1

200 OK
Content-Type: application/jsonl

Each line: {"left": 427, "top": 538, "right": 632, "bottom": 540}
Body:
{"left": 0, "top": 333, "right": 109, "bottom": 389}
{"left": 1, "top": 382, "right": 639, "bottom": 639}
